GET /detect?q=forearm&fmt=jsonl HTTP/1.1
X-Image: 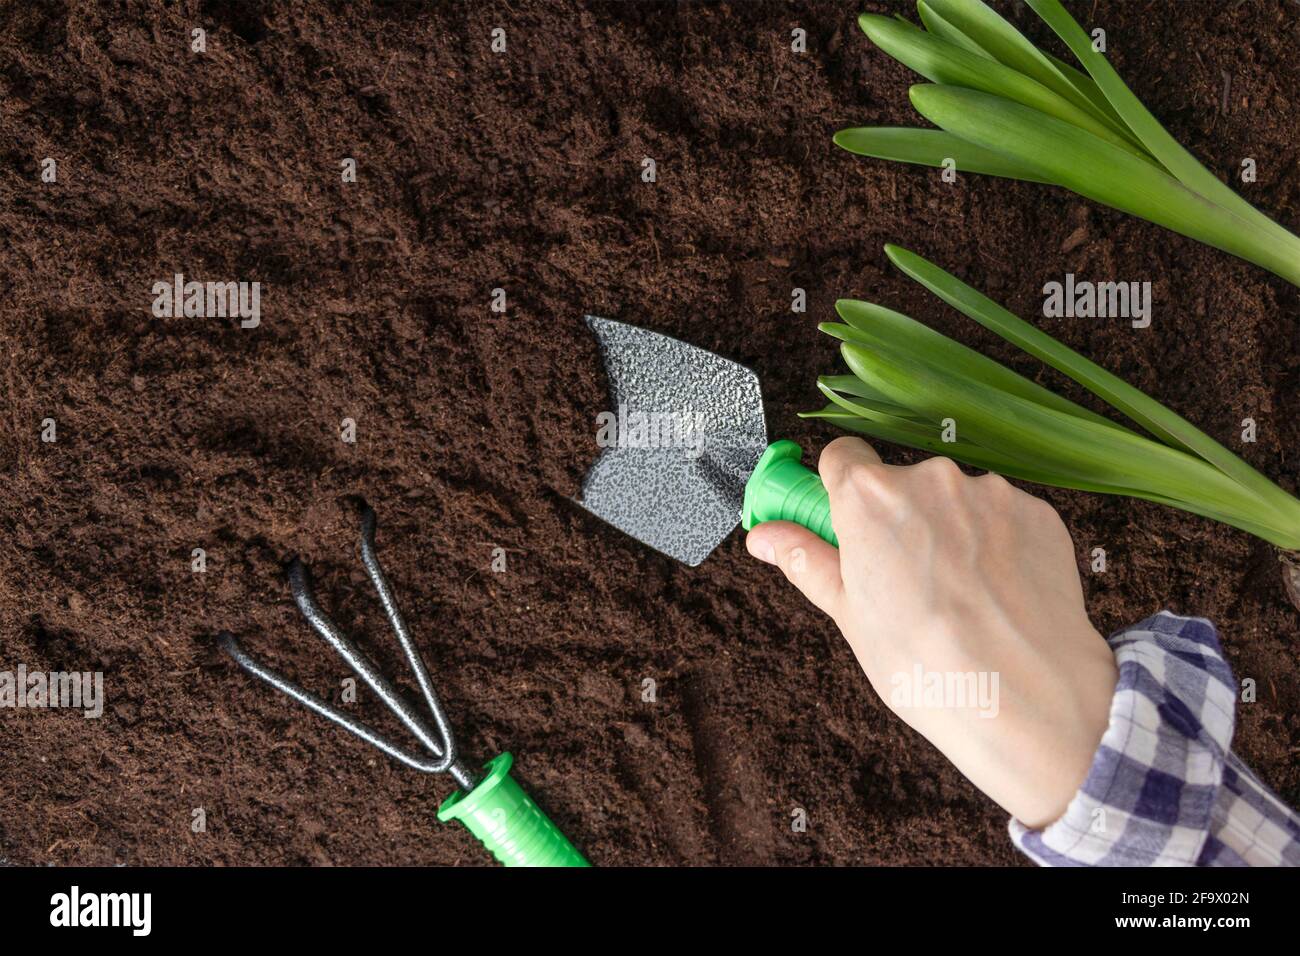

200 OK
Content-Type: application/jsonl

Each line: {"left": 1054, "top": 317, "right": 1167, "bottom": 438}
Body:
{"left": 1009, "top": 612, "right": 1300, "bottom": 867}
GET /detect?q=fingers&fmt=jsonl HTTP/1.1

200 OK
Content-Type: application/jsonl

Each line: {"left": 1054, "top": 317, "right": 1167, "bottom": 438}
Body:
{"left": 745, "top": 521, "right": 844, "bottom": 618}
{"left": 818, "top": 436, "right": 882, "bottom": 487}
{"left": 817, "top": 437, "right": 896, "bottom": 563}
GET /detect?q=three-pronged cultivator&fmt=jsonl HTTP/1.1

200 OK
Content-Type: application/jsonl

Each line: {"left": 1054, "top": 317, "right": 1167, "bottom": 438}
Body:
{"left": 218, "top": 505, "right": 588, "bottom": 867}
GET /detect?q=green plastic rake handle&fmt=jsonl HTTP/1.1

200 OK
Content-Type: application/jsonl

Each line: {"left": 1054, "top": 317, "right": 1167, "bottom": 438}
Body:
{"left": 741, "top": 440, "right": 839, "bottom": 547}
{"left": 437, "top": 752, "right": 590, "bottom": 867}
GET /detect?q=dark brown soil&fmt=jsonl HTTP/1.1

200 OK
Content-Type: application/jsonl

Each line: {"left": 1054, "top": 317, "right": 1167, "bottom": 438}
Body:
{"left": 1, "top": 0, "right": 1298, "bottom": 866}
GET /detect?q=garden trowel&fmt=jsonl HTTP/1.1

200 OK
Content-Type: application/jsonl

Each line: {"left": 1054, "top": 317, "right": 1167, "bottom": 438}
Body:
{"left": 578, "top": 315, "right": 838, "bottom": 566}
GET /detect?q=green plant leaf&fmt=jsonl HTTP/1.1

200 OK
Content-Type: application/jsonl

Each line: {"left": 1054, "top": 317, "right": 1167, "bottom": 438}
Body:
{"left": 907, "top": 84, "right": 1300, "bottom": 287}
{"left": 920, "top": 0, "right": 1121, "bottom": 134}
{"left": 1041, "top": 49, "right": 1131, "bottom": 135}
{"left": 811, "top": 400, "right": 1297, "bottom": 545}
{"left": 826, "top": 302, "right": 1125, "bottom": 430}
{"left": 1025, "top": 0, "right": 1293, "bottom": 243}
{"left": 833, "top": 126, "right": 1051, "bottom": 184}
{"left": 858, "top": 13, "right": 1149, "bottom": 159}
{"left": 882, "top": 244, "right": 1300, "bottom": 522}
{"left": 839, "top": 339, "right": 1274, "bottom": 526}
{"left": 810, "top": 244, "right": 1300, "bottom": 548}
{"left": 844, "top": 0, "right": 1300, "bottom": 290}
{"left": 916, "top": 0, "right": 994, "bottom": 59}
{"left": 818, "top": 381, "right": 944, "bottom": 433}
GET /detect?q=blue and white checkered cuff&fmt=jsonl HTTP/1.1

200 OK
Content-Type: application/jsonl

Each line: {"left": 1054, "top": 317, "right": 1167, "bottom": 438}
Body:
{"left": 1008, "top": 611, "right": 1298, "bottom": 866}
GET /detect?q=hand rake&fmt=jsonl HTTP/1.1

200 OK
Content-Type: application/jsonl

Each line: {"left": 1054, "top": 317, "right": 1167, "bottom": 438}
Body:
{"left": 218, "top": 505, "right": 588, "bottom": 867}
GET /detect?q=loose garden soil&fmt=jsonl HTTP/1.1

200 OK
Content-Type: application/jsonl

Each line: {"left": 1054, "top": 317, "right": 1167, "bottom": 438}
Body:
{"left": 1, "top": 0, "right": 1298, "bottom": 865}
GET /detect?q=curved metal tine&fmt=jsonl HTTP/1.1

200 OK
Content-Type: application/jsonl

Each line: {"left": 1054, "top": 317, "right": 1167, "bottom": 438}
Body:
{"left": 357, "top": 506, "right": 459, "bottom": 762}
{"left": 217, "top": 632, "right": 448, "bottom": 773}
{"left": 287, "top": 557, "right": 458, "bottom": 774}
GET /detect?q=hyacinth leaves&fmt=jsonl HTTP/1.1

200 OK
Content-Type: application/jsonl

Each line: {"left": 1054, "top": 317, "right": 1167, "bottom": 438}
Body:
{"left": 835, "top": 0, "right": 1300, "bottom": 288}
{"left": 807, "top": 245, "right": 1300, "bottom": 555}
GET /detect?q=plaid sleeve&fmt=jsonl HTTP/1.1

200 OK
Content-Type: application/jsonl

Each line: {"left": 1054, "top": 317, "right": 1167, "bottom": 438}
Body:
{"left": 1008, "top": 611, "right": 1300, "bottom": 866}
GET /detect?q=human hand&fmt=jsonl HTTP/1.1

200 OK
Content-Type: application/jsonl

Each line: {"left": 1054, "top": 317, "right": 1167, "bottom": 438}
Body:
{"left": 745, "top": 437, "right": 1118, "bottom": 828}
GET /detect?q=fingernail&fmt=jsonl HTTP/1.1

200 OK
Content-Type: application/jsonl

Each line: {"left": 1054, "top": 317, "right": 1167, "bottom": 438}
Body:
{"left": 746, "top": 535, "right": 775, "bottom": 564}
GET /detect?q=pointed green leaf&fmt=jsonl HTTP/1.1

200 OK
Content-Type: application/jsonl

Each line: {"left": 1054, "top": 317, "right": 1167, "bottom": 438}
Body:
{"left": 921, "top": 0, "right": 1120, "bottom": 133}
{"left": 818, "top": 374, "right": 923, "bottom": 419}
{"left": 858, "top": 13, "right": 1149, "bottom": 159}
{"left": 907, "top": 85, "right": 1300, "bottom": 288}
{"left": 839, "top": 340, "right": 1272, "bottom": 524}
{"left": 916, "top": 0, "right": 994, "bottom": 59}
{"left": 1026, "top": 0, "right": 1298, "bottom": 247}
{"left": 833, "top": 126, "right": 1051, "bottom": 184}
{"left": 883, "top": 243, "right": 1300, "bottom": 524}
{"left": 826, "top": 303, "right": 1125, "bottom": 430}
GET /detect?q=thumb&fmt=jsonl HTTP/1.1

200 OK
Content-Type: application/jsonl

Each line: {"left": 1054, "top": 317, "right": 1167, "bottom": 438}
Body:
{"left": 744, "top": 521, "right": 843, "bottom": 618}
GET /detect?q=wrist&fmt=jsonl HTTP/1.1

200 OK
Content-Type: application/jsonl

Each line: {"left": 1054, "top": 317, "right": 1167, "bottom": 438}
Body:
{"left": 1003, "top": 630, "right": 1117, "bottom": 827}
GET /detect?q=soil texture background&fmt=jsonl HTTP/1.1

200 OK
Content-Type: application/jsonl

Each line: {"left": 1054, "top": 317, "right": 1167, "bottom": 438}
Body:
{"left": 2, "top": 0, "right": 1299, "bottom": 866}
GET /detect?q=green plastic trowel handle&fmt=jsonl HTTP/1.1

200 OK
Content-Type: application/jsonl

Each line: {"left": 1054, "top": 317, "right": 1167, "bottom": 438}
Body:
{"left": 437, "top": 752, "right": 590, "bottom": 867}
{"left": 741, "top": 440, "right": 838, "bottom": 547}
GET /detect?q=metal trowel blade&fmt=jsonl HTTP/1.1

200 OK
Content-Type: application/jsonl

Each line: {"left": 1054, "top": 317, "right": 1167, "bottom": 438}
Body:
{"left": 577, "top": 316, "right": 768, "bottom": 566}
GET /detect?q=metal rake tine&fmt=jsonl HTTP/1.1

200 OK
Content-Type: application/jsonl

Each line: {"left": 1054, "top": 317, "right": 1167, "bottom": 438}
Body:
{"left": 286, "top": 557, "right": 459, "bottom": 773}
{"left": 217, "top": 631, "right": 458, "bottom": 776}
{"left": 356, "top": 505, "right": 459, "bottom": 767}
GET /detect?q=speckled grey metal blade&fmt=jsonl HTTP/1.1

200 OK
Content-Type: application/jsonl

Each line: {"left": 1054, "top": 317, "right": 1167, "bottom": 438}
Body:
{"left": 579, "top": 315, "right": 768, "bottom": 566}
